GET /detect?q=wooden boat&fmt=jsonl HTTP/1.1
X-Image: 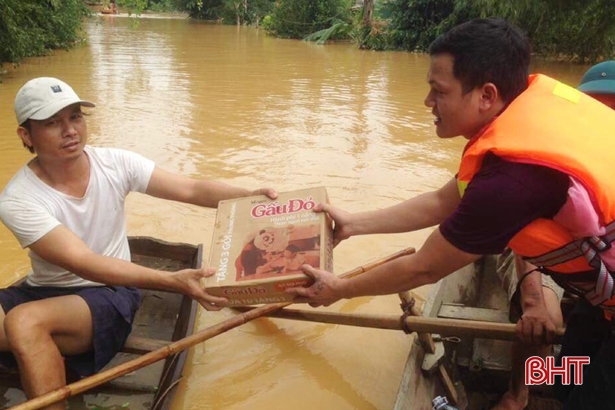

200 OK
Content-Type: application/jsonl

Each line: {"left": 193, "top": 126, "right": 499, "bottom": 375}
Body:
{"left": 0, "top": 236, "right": 200, "bottom": 410}
{"left": 394, "top": 256, "right": 564, "bottom": 410}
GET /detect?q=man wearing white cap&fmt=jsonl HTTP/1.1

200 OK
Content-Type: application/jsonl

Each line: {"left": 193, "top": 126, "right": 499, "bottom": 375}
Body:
{"left": 0, "top": 77, "right": 276, "bottom": 408}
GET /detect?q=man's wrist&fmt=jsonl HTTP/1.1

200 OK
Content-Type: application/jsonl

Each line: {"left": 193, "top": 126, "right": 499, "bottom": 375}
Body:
{"left": 162, "top": 270, "right": 183, "bottom": 293}
{"left": 521, "top": 291, "right": 545, "bottom": 310}
{"left": 347, "top": 213, "right": 367, "bottom": 237}
{"left": 335, "top": 279, "right": 354, "bottom": 299}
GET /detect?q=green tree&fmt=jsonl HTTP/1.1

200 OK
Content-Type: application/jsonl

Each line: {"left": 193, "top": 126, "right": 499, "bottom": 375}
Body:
{"left": 377, "top": 0, "right": 615, "bottom": 62}
{"left": 112, "top": 0, "right": 183, "bottom": 12}
{"left": 266, "top": 0, "right": 351, "bottom": 39}
{"left": 175, "top": 0, "right": 273, "bottom": 24}
{"left": 380, "top": 0, "right": 467, "bottom": 51}
{"left": 464, "top": 0, "right": 615, "bottom": 63}
{"left": 218, "top": 0, "right": 274, "bottom": 25}
{"left": 174, "top": 0, "right": 224, "bottom": 19}
{"left": 0, "top": 0, "right": 89, "bottom": 68}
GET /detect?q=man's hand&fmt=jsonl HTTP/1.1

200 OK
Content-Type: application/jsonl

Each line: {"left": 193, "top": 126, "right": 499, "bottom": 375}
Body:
{"left": 314, "top": 203, "right": 354, "bottom": 246}
{"left": 285, "top": 265, "right": 345, "bottom": 307}
{"left": 172, "top": 268, "right": 228, "bottom": 311}
{"left": 516, "top": 304, "right": 557, "bottom": 345}
{"left": 251, "top": 188, "right": 278, "bottom": 200}
{"left": 515, "top": 259, "right": 558, "bottom": 345}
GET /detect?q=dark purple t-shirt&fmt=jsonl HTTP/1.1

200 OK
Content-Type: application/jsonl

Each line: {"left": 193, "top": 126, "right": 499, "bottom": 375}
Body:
{"left": 439, "top": 152, "right": 570, "bottom": 254}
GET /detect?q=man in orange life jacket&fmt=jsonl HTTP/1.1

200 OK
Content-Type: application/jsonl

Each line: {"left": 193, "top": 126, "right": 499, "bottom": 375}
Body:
{"left": 493, "top": 60, "right": 615, "bottom": 410}
{"left": 287, "top": 19, "right": 615, "bottom": 409}
{"left": 546, "top": 60, "right": 615, "bottom": 407}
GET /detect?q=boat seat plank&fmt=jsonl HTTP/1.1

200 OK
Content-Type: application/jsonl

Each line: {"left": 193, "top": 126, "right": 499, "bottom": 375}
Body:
{"left": 122, "top": 336, "right": 168, "bottom": 355}
{"left": 438, "top": 304, "right": 510, "bottom": 324}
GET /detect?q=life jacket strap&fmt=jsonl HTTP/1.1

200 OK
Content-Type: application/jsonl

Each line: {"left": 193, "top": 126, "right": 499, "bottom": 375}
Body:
{"left": 525, "top": 220, "right": 615, "bottom": 267}
{"left": 523, "top": 220, "right": 615, "bottom": 306}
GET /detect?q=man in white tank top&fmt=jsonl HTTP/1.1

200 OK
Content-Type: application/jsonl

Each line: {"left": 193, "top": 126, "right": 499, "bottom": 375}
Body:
{"left": 0, "top": 77, "right": 277, "bottom": 408}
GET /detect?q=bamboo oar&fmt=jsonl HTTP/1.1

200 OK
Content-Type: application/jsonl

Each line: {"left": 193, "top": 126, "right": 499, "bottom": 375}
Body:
{"left": 10, "top": 247, "right": 415, "bottom": 410}
{"left": 232, "top": 306, "right": 566, "bottom": 342}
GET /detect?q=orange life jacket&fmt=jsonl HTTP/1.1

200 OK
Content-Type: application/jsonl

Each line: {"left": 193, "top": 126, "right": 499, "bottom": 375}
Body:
{"left": 458, "top": 74, "right": 615, "bottom": 315}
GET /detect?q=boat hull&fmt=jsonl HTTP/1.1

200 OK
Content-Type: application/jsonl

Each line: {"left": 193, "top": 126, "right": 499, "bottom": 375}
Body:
{"left": 0, "top": 236, "right": 200, "bottom": 410}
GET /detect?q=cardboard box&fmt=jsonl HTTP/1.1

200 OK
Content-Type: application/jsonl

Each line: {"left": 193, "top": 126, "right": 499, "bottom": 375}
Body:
{"left": 205, "top": 187, "right": 334, "bottom": 306}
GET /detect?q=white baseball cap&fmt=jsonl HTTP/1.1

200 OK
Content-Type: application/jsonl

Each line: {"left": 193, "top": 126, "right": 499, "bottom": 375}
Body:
{"left": 14, "top": 77, "right": 95, "bottom": 125}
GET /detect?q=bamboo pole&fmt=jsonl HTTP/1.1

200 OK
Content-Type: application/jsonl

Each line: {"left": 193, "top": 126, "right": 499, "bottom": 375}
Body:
{"left": 10, "top": 247, "right": 415, "bottom": 410}
{"left": 398, "top": 290, "right": 436, "bottom": 352}
{"left": 396, "top": 288, "right": 458, "bottom": 402}
{"left": 232, "top": 306, "right": 566, "bottom": 343}
{"left": 397, "top": 289, "right": 453, "bottom": 403}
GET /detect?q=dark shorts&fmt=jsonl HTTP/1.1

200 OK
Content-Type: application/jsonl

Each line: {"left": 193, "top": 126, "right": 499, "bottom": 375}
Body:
{"left": 0, "top": 283, "right": 140, "bottom": 377}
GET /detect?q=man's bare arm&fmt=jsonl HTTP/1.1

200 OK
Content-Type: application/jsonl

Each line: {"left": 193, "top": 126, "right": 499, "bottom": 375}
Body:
{"left": 331, "top": 177, "right": 460, "bottom": 238}
{"left": 145, "top": 167, "right": 276, "bottom": 208}
{"left": 340, "top": 228, "right": 479, "bottom": 296}
{"left": 28, "top": 226, "right": 226, "bottom": 309}
{"left": 287, "top": 228, "right": 480, "bottom": 305}
{"left": 515, "top": 256, "right": 558, "bottom": 345}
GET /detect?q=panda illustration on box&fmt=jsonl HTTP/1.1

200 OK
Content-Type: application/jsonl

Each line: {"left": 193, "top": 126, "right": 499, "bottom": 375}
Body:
{"left": 235, "top": 227, "right": 289, "bottom": 280}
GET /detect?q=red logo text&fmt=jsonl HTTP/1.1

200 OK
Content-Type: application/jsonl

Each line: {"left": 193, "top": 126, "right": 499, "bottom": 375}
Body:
{"left": 525, "top": 356, "right": 590, "bottom": 385}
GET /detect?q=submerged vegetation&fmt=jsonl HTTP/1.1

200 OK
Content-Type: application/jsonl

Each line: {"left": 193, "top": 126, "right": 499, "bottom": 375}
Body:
{"left": 0, "top": 0, "right": 182, "bottom": 73}
{"left": 174, "top": 0, "right": 275, "bottom": 25}
{"left": 0, "top": 0, "right": 612, "bottom": 76}
{"left": 177, "top": 0, "right": 615, "bottom": 63}
{"left": 0, "top": 0, "right": 89, "bottom": 69}
{"left": 263, "top": 0, "right": 352, "bottom": 39}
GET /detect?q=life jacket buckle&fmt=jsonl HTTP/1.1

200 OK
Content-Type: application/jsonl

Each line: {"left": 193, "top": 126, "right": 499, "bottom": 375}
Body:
{"left": 586, "top": 236, "right": 612, "bottom": 254}
{"left": 600, "top": 235, "right": 613, "bottom": 252}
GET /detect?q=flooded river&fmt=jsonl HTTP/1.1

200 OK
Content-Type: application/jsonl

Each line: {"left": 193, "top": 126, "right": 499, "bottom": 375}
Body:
{"left": 0, "top": 14, "right": 590, "bottom": 410}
